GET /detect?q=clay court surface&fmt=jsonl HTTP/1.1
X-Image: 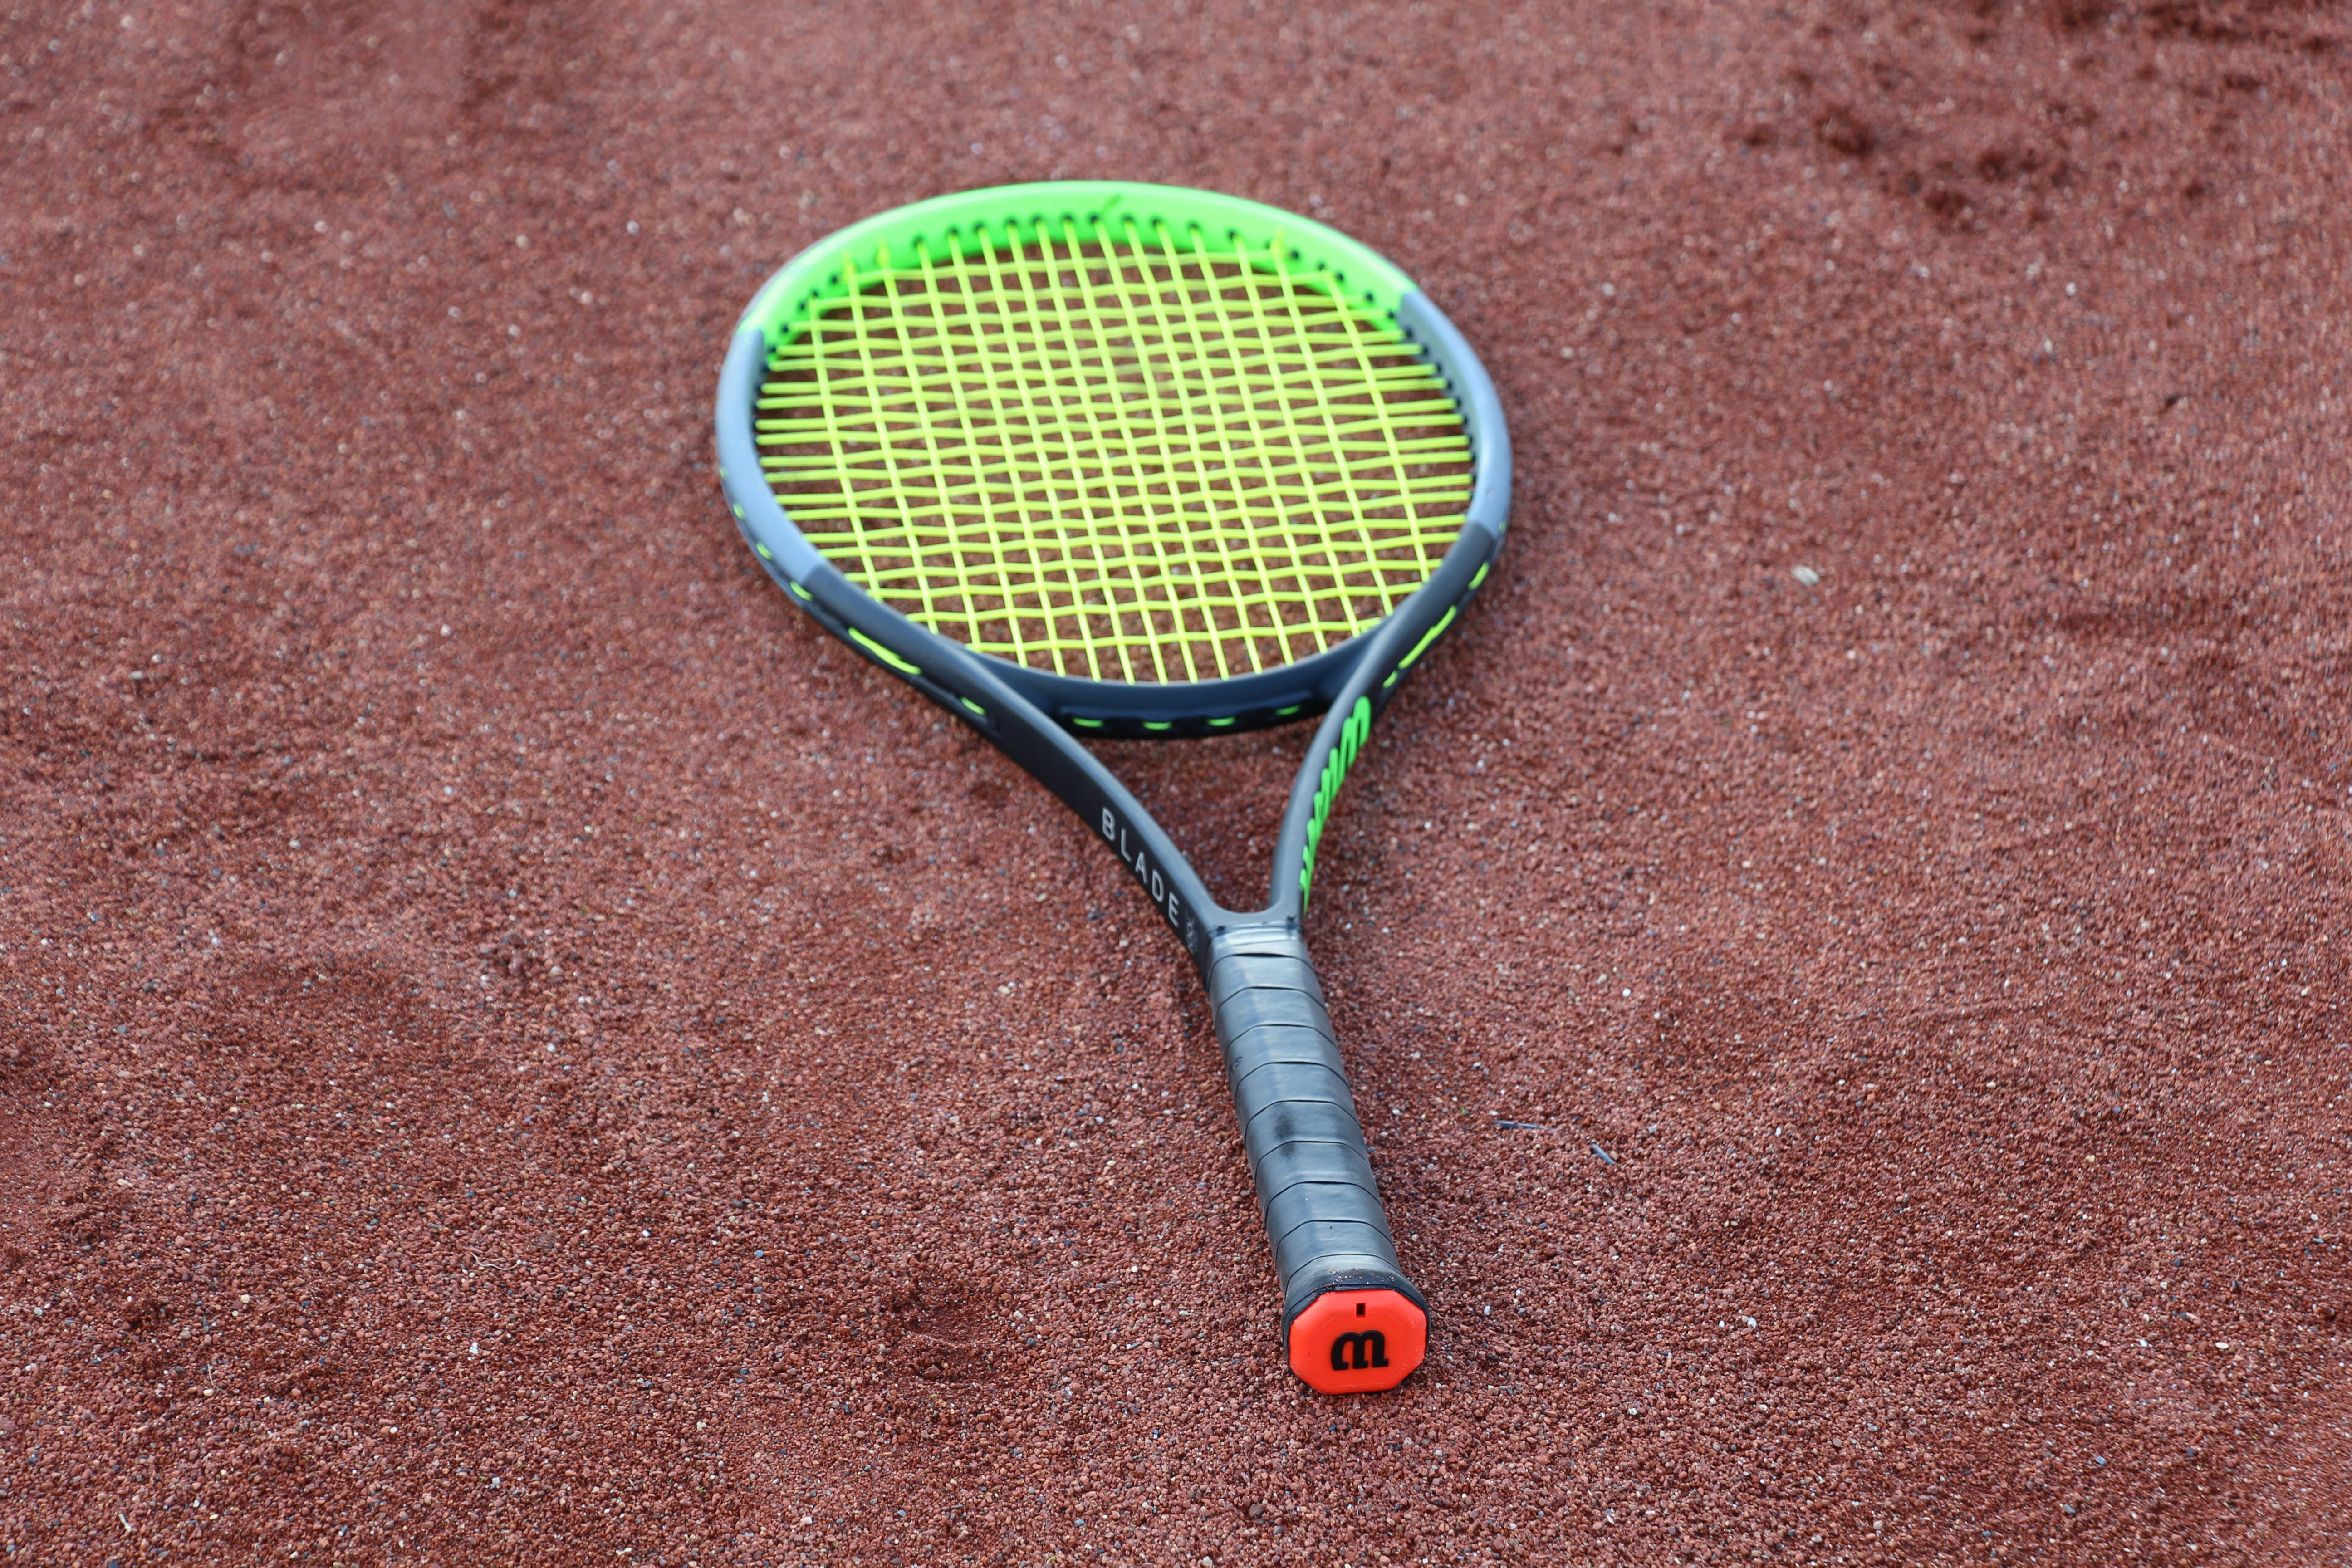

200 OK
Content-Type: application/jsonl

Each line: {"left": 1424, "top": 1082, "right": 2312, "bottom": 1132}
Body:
{"left": 4, "top": 0, "right": 2349, "bottom": 1562}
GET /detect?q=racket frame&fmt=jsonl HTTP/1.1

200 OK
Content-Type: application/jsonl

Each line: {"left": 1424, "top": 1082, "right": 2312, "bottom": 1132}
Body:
{"left": 714, "top": 181, "right": 1510, "bottom": 1387}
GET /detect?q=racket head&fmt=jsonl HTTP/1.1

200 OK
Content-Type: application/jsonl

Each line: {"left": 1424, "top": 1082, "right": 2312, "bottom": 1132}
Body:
{"left": 715, "top": 181, "right": 1508, "bottom": 737}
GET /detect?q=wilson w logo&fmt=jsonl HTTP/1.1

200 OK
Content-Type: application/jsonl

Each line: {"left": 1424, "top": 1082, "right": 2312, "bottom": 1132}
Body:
{"left": 1329, "top": 1329, "right": 1389, "bottom": 1372}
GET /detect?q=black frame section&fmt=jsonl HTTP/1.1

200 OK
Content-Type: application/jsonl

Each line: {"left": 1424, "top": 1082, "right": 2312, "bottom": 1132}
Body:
{"left": 741, "top": 505, "right": 1500, "bottom": 963}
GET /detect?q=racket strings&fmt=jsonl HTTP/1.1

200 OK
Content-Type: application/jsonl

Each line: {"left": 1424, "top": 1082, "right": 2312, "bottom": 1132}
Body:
{"left": 753, "top": 217, "right": 1471, "bottom": 683}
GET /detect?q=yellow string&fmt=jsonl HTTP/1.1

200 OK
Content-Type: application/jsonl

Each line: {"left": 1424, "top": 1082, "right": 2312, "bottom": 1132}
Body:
{"left": 754, "top": 223, "right": 1470, "bottom": 684}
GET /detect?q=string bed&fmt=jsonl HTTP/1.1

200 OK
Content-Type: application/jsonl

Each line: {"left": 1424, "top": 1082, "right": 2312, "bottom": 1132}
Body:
{"left": 755, "top": 214, "right": 1471, "bottom": 684}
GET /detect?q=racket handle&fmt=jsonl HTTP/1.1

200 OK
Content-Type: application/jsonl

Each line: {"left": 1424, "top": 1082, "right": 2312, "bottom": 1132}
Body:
{"left": 1208, "top": 926, "right": 1428, "bottom": 1393}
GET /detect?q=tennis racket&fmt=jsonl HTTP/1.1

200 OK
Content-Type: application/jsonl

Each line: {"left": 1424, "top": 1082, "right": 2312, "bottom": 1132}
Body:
{"left": 714, "top": 181, "right": 1509, "bottom": 1394}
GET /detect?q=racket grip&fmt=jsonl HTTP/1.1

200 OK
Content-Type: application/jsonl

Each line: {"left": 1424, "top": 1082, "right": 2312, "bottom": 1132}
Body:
{"left": 1208, "top": 926, "right": 1427, "bottom": 1393}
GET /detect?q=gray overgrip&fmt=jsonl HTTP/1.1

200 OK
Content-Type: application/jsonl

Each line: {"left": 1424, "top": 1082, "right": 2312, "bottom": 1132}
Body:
{"left": 1207, "top": 925, "right": 1425, "bottom": 1332}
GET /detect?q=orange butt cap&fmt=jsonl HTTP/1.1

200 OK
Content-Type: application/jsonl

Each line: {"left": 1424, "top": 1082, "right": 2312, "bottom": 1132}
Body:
{"left": 1288, "top": 1289, "right": 1427, "bottom": 1394}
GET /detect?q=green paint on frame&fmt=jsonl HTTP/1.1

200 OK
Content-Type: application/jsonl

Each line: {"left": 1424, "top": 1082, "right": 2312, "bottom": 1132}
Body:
{"left": 1299, "top": 695, "right": 1373, "bottom": 906}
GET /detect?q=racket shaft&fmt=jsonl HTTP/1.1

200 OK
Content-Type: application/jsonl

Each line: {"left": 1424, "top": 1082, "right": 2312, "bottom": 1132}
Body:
{"left": 1209, "top": 927, "right": 1425, "bottom": 1388}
